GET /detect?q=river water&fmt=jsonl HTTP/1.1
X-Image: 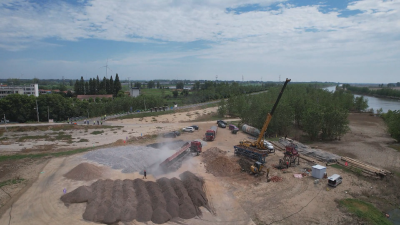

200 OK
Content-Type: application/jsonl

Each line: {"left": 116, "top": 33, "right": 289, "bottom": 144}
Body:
{"left": 324, "top": 86, "right": 400, "bottom": 113}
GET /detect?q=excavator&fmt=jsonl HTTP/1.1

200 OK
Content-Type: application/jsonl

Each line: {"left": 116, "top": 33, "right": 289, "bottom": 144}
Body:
{"left": 239, "top": 78, "right": 291, "bottom": 175}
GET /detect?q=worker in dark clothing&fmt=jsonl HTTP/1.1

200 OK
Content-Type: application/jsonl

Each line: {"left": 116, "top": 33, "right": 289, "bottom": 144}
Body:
{"left": 143, "top": 169, "right": 147, "bottom": 179}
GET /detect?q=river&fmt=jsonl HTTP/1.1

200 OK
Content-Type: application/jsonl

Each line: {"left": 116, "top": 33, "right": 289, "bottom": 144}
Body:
{"left": 324, "top": 86, "right": 400, "bottom": 113}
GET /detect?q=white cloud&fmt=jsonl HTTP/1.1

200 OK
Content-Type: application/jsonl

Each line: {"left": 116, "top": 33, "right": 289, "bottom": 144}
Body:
{"left": 0, "top": 0, "right": 399, "bottom": 82}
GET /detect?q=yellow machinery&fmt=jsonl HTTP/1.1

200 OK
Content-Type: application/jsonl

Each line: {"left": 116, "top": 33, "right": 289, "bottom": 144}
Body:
{"left": 250, "top": 161, "right": 264, "bottom": 176}
{"left": 240, "top": 78, "right": 291, "bottom": 150}
{"left": 238, "top": 78, "right": 291, "bottom": 176}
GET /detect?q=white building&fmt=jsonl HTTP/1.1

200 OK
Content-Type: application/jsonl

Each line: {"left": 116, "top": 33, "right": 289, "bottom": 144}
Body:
{"left": 129, "top": 87, "right": 140, "bottom": 97}
{"left": 0, "top": 84, "right": 39, "bottom": 98}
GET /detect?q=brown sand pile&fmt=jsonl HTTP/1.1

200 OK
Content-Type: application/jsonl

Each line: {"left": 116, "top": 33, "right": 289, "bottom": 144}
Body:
{"left": 64, "top": 162, "right": 103, "bottom": 181}
{"left": 202, "top": 147, "right": 241, "bottom": 177}
{"left": 180, "top": 171, "right": 210, "bottom": 215}
{"left": 61, "top": 172, "right": 208, "bottom": 224}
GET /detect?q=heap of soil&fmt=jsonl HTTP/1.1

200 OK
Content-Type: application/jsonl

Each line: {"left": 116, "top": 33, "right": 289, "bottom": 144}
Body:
{"left": 64, "top": 162, "right": 103, "bottom": 181}
{"left": 61, "top": 171, "right": 208, "bottom": 224}
{"left": 179, "top": 171, "right": 210, "bottom": 215}
{"left": 202, "top": 147, "right": 241, "bottom": 177}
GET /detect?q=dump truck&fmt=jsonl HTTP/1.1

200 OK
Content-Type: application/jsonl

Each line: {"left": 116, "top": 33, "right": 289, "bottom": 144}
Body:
{"left": 159, "top": 141, "right": 202, "bottom": 171}
{"left": 205, "top": 126, "right": 217, "bottom": 141}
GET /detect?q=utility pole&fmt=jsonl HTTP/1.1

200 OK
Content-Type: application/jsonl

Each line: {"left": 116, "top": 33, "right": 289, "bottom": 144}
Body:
{"left": 35, "top": 100, "right": 39, "bottom": 122}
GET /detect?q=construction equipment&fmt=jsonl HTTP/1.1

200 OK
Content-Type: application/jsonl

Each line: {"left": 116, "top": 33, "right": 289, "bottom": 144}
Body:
{"left": 278, "top": 141, "right": 299, "bottom": 168}
{"left": 239, "top": 78, "right": 291, "bottom": 152}
{"left": 204, "top": 126, "right": 218, "bottom": 141}
{"left": 238, "top": 157, "right": 265, "bottom": 177}
{"left": 234, "top": 78, "right": 291, "bottom": 175}
{"left": 159, "top": 141, "right": 202, "bottom": 171}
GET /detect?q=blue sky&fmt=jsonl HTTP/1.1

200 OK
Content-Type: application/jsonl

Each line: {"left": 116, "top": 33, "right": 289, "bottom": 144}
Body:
{"left": 0, "top": 0, "right": 399, "bottom": 83}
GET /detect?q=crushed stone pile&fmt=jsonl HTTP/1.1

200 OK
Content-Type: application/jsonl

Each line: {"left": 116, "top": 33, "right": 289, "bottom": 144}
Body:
{"left": 64, "top": 163, "right": 104, "bottom": 181}
{"left": 202, "top": 147, "right": 241, "bottom": 177}
{"left": 278, "top": 138, "right": 340, "bottom": 163}
{"left": 83, "top": 145, "right": 175, "bottom": 173}
{"left": 61, "top": 171, "right": 209, "bottom": 224}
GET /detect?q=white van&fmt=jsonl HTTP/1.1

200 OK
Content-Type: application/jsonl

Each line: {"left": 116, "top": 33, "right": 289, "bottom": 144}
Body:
{"left": 327, "top": 174, "right": 342, "bottom": 187}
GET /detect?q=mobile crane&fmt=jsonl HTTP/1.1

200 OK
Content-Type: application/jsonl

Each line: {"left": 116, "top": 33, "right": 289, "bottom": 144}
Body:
{"left": 235, "top": 78, "right": 291, "bottom": 175}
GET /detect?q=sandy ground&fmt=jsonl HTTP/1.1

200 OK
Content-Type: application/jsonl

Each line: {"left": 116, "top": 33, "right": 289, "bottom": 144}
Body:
{"left": 313, "top": 113, "right": 399, "bottom": 171}
{"left": 0, "top": 107, "right": 218, "bottom": 153}
{"left": 0, "top": 108, "right": 395, "bottom": 224}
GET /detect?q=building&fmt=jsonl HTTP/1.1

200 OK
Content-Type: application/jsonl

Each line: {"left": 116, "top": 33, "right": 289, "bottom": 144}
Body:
{"left": 129, "top": 87, "right": 140, "bottom": 97}
{"left": 76, "top": 95, "right": 113, "bottom": 100}
{"left": 0, "top": 84, "right": 39, "bottom": 98}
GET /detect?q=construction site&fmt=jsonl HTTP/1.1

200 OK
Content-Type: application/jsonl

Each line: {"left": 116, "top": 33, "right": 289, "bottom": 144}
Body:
{"left": 0, "top": 81, "right": 399, "bottom": 224}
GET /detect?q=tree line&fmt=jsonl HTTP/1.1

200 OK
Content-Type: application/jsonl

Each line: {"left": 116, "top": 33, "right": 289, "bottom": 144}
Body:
{"left": 381, "top": 110, "right": 400, "bottom": 142}
{"left": 219, "top": 84, "right": 369, "bottom": 141}
{"left": 343, "top": 84, "right": 400, "bottom": 98}
{"left": 0, "top": 93, "right": 162, "bottom": 123}
{"left": 74, "top": 74, "right": 122, "bottom": 96}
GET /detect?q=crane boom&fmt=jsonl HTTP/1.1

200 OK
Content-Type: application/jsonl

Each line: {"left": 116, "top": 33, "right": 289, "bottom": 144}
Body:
{"left": 255, "top": 78, "right": 291, "bottom": 148}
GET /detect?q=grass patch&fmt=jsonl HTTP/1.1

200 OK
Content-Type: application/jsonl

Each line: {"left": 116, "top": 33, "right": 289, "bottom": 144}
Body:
{"left": 339, "top": 199, "right": 391, "bottom": 225}
{"left": 18, "top": 135, "right": 48, "bottom": 142}
{"left": 331, "top": 164, "right": 363, "bottom": 176}
{"left": 389, "top": 144, "right": 400, "bottom": 152}
{"left": 0, "top": 136, "right": 9, "bottom": 141}
{"left": 78, "top": 139, "right": 89, "bottom": 142}
{"left": 91, "top": 130, "right": 104, "bottom": 135}
{"left": 0, "top": 178, "right": 25, "bottom": 188}
{"left": 54, "top": 134, "right": 72, "bottom": 141}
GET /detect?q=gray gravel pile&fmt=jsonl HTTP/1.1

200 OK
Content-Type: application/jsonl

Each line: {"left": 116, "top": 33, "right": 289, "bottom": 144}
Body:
{"left": 83, "top": 146, "right": 175, "bottom": 173}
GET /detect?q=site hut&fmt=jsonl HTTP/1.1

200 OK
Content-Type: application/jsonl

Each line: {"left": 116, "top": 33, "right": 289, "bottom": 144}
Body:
{"left": 129, "top": 87, "right": 140, "bottom": 97}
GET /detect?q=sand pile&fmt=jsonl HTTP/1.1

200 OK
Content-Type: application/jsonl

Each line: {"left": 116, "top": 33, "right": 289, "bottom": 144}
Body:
{"left": 64, "top": 163, "right": 104, "bottom": 181}
{"left": 202, "top": 147, "right": 241, "bottom": 177}
{"left": 61, "top": 171, "right": 209, "bottom": 224}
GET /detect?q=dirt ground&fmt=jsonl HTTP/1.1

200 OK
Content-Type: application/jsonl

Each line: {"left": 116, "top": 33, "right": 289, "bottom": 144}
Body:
{"left": 313, "top": 113, "right": 399, "bottom": 171}
{"left": 0, "top": 109, "right": 396, "bottom": 224}
{"left": 0, "top": 107, "right": 218, "bottom": 154}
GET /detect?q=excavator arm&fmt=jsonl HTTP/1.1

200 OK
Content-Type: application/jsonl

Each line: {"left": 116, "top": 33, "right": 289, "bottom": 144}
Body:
{"left": 254, "top": 78, "right": 291, "bottom": 149}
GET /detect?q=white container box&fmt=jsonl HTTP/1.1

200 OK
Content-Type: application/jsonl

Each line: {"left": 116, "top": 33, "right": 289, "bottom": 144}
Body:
{"left": 312, "top": 165, "right": 326, "bottom": 179}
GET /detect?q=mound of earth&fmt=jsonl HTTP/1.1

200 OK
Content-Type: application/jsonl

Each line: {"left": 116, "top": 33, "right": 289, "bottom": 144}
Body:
{"left": 202, "top": 147, "right": 241, "bottom": 177}
{"left": 60, "top": 171, "right": 209, "bottom": 224}
{"left": 64, "top": 163, "right": 104, "bottom": 181}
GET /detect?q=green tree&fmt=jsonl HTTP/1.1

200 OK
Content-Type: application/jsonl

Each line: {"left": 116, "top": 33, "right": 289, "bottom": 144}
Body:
{"left": 80, "top": 76, "right": 85, "bottom": 95}
{"left": 176, "top": 82, "right": 184, "bottom": 89}
{"left": 382, "top": 110, "right": 400, "bottom": 142}
{"left": 354, "top": 96, "right": 368, "bottom": 112}
{"left": 181, "top": 89, "right": 189, "bottom": 97}
{"left": 134, "top": 82, "right": 142, "bottom": 88}
{"left": 148, "top": 80, "right": 155, "bottom": 89}
{"left": 172, "top": 90, "right": 179, "bottom": 98}
{"left": 114, "top": 74, "right": 122, "bottom": 96}
{"left": 217, "top": 98, "right": 227, "bottom": 117}
{"left": 302, "top": 104, "right": 323, "bottom": 140}
{"left": 109, "top": 76, "right": 114, "bottom": 95}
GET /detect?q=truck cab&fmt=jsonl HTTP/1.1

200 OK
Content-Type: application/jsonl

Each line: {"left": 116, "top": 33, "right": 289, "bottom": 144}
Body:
{"left": 190, "top": 141, "right": 202, "bottom": 155}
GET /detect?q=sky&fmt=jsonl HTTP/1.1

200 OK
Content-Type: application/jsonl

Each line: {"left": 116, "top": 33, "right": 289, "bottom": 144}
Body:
{"left": 0, "top": 0, "right": 399, "bottom": 83}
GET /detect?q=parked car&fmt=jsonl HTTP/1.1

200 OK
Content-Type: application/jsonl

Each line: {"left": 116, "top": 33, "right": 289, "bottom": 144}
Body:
{"left": 229, "top": 124, "right": 238, "bottom": 130}
{"left": 217, "top": 120, "right": 227, "bottom": 125}
{"left": 217, "top": 121, "right": 226, "bottom": 128}
{"left": 0, "top": 119, "right": 10, "bottom": 123}
{"left": 190, "top": 125, "right": 199, "bottom": 130}
{"left": 163, "top": 132, "right": 177, "bottom": 138}
{"left": 263, "top": 140, "right": 275, "bottom": 152}
{"left": 182, "top": 127, "right": 195, "bottom": 132}
{"left": 173, "top": 130, "right": 181, "bottom": 136}
{"left": 327, "top": 174, "right": 342, "bottom": 187}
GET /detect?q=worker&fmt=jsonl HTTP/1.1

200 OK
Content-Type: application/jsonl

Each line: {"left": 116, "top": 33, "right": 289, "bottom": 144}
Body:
{"left": 143, "top": 169, "right": 147, "bottom": 179}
